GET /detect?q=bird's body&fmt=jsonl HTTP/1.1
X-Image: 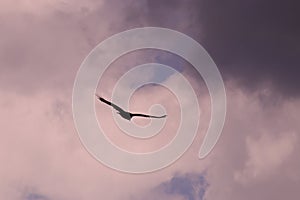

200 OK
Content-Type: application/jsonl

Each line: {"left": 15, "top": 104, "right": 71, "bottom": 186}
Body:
{"left": 96, "top": 95, "right": 167, "bottom": 121}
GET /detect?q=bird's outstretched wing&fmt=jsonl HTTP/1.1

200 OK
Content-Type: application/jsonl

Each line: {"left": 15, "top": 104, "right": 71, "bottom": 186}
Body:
{"left": 95, "top": 95, "right": 126, "bottom": 113}
{"left": 96, "top": 94, "right": 167, "bottom": 120}
{"left": 131, "top": 113, "right": 167, "bottom": 119}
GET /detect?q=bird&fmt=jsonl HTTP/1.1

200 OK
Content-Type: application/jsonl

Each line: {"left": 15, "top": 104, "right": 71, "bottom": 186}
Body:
{"left": 95, "top": 94, "right": 167, "bottom": 121}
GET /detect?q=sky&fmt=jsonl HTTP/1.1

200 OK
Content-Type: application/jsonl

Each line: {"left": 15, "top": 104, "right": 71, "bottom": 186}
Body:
{"left": 0, "top": 0, "right": 299, "bottom": 200}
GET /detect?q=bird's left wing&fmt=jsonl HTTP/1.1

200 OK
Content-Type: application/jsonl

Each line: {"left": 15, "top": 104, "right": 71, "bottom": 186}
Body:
{"left": 95, "top": 95, "right": 126, "bottom": 113}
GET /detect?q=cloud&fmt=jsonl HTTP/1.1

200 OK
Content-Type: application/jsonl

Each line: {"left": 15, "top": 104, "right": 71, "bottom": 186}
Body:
{"left": 1, "top": 0, "right": 299, "bottom": 97}
{"left": 0, "top": 1, "right": 300, "bottom": 200}
{"left": 1, "top": 76, "right": 300, "bottom": 200}
{"left": 24, "top": 193, "right": 49, "bottom": 200}
{"left": 0, "top": 0, "right": 116, "bottom": 94}
{"left": 0, "top": 0, "right": 101, "bottom": 15}
{"left": 234, "top": 132, "right": 298, "bottom": 184}
{"left": 203, "top": 85, "right": 300, "bottom": 200}
{"left": 136, "top": 0, "right": 300, "bottom": 97}
{"left": 133, "top": 173, "right": 209, "bottom": 200}
{"left": 159, "top": 173, "right": 209, "bottom": 200}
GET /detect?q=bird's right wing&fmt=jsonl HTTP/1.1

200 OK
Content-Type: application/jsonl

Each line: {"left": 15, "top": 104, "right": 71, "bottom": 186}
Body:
{"left": 95, "top": 95, "right": 125, "bottom": 113}
{"left": 131, "top": 113, "right": 167, "bottom": 119}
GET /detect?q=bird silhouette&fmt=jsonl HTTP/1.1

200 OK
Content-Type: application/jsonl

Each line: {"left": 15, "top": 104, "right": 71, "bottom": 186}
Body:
{"left": 96, "top": 94, "right": 167, "bottom": 121}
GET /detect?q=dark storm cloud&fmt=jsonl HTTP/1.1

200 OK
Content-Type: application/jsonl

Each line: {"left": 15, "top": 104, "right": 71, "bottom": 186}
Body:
{"left": 197, "top": 0, "right": 300, "bottom": 96}
{"left": 1, "top": 0, "right": 299, "bottom": 97}
{"left": 122, "top": 0, "right": 300, "bottom": 97}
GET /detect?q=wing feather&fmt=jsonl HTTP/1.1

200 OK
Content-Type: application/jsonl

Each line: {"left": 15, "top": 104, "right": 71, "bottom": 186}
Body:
{"left": 95, "top": 95, "right": 125, "bottom": 113}
{"left": 131, "top": 113, "right": 167, "bottom": 119}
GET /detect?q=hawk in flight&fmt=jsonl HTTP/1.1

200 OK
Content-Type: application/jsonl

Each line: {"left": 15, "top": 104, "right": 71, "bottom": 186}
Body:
{"left": 96, "top": 95, "right": 167, "bottom": 121}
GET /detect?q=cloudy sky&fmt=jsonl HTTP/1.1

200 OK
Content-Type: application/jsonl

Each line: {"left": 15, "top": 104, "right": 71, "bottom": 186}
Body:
{"left": 1, "top": 0, "right": 299, "bottom": 200}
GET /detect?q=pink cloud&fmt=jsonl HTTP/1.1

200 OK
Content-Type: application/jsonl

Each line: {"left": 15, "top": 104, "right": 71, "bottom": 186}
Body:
{"left": 0, "top": 1, "right": 299, "bottom": 200}
{"left": 235, "top": 132, "right": 297, "bottom": 183}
